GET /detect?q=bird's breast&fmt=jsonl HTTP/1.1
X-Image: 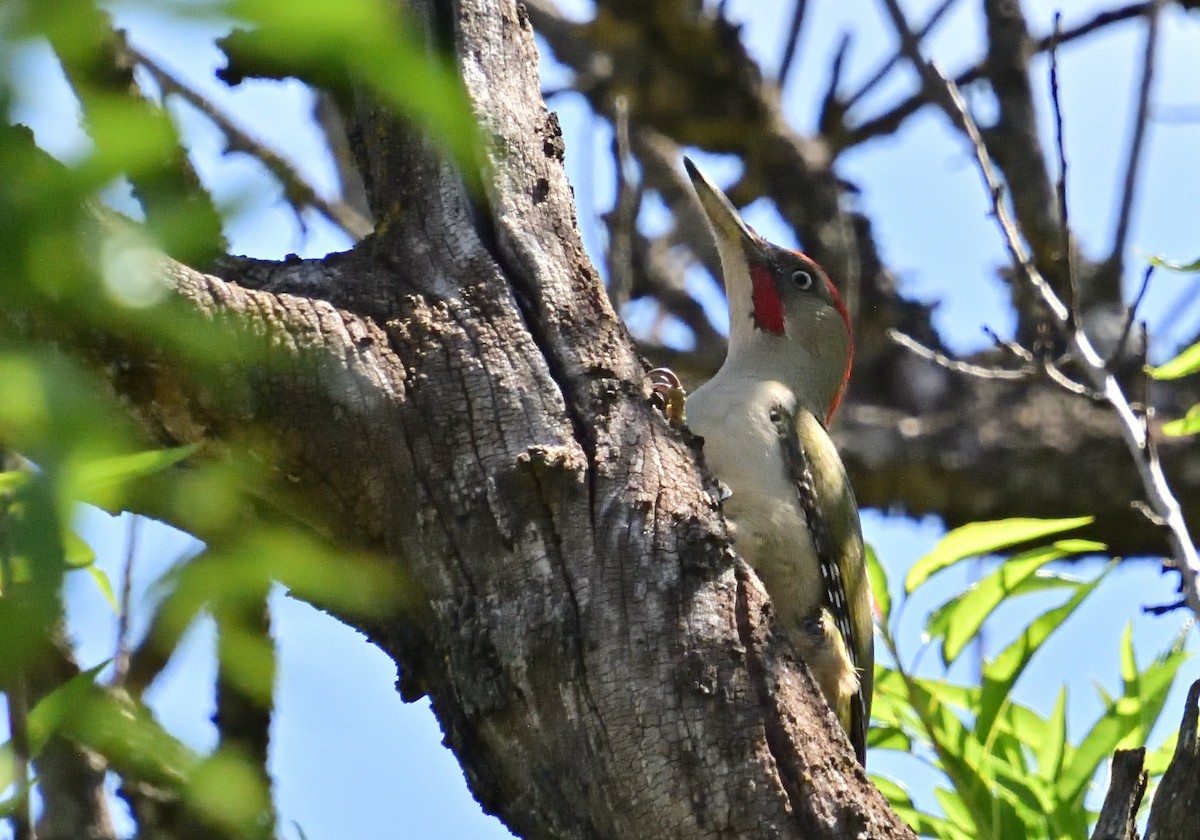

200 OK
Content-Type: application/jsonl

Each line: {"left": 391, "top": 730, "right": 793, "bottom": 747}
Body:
{"left": 686, "top": 378, "right": 823, "bottom": 623}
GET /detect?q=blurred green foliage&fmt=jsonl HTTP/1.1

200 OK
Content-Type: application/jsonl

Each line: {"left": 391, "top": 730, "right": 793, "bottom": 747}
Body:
{"left": 0, "top": 0, "right": 434, "bottom": 836}
{"left": 869, "top": 519, "right": 1189, "bottom": 840}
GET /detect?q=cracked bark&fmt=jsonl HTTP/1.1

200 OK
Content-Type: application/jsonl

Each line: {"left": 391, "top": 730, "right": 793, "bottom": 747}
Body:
{"left": 14, "top": 0, "right": 1200, "bottom": 836}
{"left": 8, "top": 0, "right": 915, "bottom": 836}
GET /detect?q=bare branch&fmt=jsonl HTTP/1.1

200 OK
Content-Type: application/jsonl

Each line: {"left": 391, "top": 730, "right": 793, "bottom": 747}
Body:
{"left": 929, "top": 67, "right": 1052, "bottom": 314}
{"left": 935, "top": 65, "right": 1200, "bottom": 625}
{"left": 606, "top": 95, "right": 637, "bottom": 308}
{"left": 1110, "top": 0, "right": 1165, "bottom": 270}
{"left": 983, "top": 325, "right": 1035, "bottom": 363}
{"left": 111, "top": 514, "right": 141, "bottom": 687}
{"left": 4, "top": 678, "right": 32, "bottom": 840}
{"left": 1041, "top": 359, "right": 1099, "bottom": 399}
{"left": 1049, "top": 14, "right": 1080, "bottom": 326}
{"left": 876, "top": 0, "right": 928, "bottom": 80}
{"left": 1145, "top": 679, "right": 1200, "bottom": 838}
{"left": 1109, "top": 265, "right": 1154, "bottom": 369}
{"left": 889, "top": 329, "right": 1033, "bottom": 380}
{"left": 123, "top": 41, "right": 374, "bottom": 241}
{"left": 817, "top": 33, "right": 853, "bottom": 138}
{"left": 777, "top": 0, "right": 810, "bottom": 89}
{"left": 845, "top": 2, "right": 1155, "bottom": 148}
{"left": 845, "top": 0, "right": 961, "bottom": 110}
{"left": 0, "top": 470, "right": 33, "bottom": 840}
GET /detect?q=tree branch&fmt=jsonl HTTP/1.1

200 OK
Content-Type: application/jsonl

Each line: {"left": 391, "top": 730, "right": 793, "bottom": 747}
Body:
{"left": 777, "top": 0, "right": 810, "bottom": 89}
{"left": 1109, "top": 0, "right": 1164, "bottom": 273}
{"left": 122, "top": 39, "right": 374, "bottom": 241}
{"left": 845, "top": 2, "right": 1158, "bottom": 149}
{"left": 1145, "top": 679, "right": 1200, "bottom": 839}
{"left": 935, "top": 64, "right": 1200, "bottom": 624}
{"left": 1090, "top": 749, "right": 1147, "bottom": 840}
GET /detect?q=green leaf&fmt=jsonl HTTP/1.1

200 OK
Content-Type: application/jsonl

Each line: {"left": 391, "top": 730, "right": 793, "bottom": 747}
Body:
{"left": 992, "top": 701, "right": 1048, "bottom": 764}
{"left": 1056, "top": 625, "right": 1188, "bottom": 809}
{"left": 868, "top": 673, "right": 927, "bottom": 736}
{"left": 1144, "top": 252, "right": 1200, "bottom": 272}
{"left": 0, "top": 470, "right": 31, "bottom": 492}
{"left": 875, "top": 777, "right": 969, "bottom": 840}
{"left": 64, "top": 529, "right": 97, "bottom": 568}
{"left": 87, "top": 565, "right": 119, "bottom": 613}
{"left": 978, "top": 730, "right": 1053, "bottom": 822}
{"left": 1161, "top": 404, "right": 1200, "bottom": 436}
{"left": 1145, "top": 730, "right": 1179, "bottom": 777}
{"left": 904, "top": 678, "right": 996, "bottom": 833}
{"left": 905, "top": 517, "right": 1093, "bottom": 593}
{"left": 0, "top": 742, "right": 13, "bottom": 799}
{"left": 865, "top": 542, "right": 891, "bottom": 625}
{"left": 227, "top": 0, "right": 481, "bottom": 171}
{"left": 71, "top": 444, "right": 198, "bottom": 501}
{"left": 867, "top": 725, "right": 912, "bottom": 752}
{"left": 977, "top": 562, "right": 1111, "bottom": 744}
{"left": 26, "top": 662, "right": 110, "bottom": 756}
{"left": 927, "top": 540, "right": 1103, "bottom": 665}
{"left": 0, "top": 776, "right": 36, "bottom": 821}
{"left": 1035, "top": 688, "right": 1068, "bottom": 783}
{"left": 67, "top": 691, "right": 199, "bottom": 787}
{"left": 187, "top": 750, "right": 273, "bottom": 836}
{"left": 933, "top": 786, "right": 975, "bottom": 834}
{"left": 1149, "top": 341, "right": 1200, "bottom": 380}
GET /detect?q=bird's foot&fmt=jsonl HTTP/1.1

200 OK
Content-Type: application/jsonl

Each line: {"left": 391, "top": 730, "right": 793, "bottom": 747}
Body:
{"left": 647, "top": 367, "right": 687, "bottom": 429}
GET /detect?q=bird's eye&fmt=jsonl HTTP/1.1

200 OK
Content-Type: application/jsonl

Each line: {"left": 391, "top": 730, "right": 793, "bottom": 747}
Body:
{"left": 790, "top": 269, "right": 813, "bottom": 290}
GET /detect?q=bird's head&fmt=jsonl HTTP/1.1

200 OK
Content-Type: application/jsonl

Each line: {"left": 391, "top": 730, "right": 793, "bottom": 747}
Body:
{"left": 685, "top": 157, "right": 853, "bottom": 423}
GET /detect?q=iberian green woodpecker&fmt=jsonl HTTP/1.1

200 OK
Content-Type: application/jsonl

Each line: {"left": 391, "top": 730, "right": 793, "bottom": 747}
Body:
{"left": 679, "top": 157, "right": 873, "bottom": 764}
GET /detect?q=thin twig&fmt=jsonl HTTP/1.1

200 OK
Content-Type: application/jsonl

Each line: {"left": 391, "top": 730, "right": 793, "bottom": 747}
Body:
{"left": 935, "top": 65, "right": 1200, "bottom": 626}
{"left": 1109, "top": 265, "right": 1154, "bottom": 369}
{"left": 878, "top": 0, "right": 927, "bottom": 80}
{"left": 112, "top": 513, "right": 142, "bottom": 687}
{"left": 1110, "top": 0, "right": 1164, "bottom": 268}
{"left": 845, "top": 2, "right": 1154, "bottom": 148}
{"left": 817, "top": 32, "right": 854, "bottom": 137}
{"left": 605, "top": 95, "right": 637, "bottom": 308}
{"left": 777, "top": 0, "right": 810, "bottom": 89}
{"left": 1049, "top": 14, "right": 1079, "bottom": 327}
{"left": 933, "top": 66, "right": 1060, "bottom": 315}
{"left": 1041, "top": 359, "right": 1099, "bottom": 399}
{"left": 123, "top": 42, "right": 374, "bottom": 241}
{"left": 1144, "top": 599, "right": 1186, "bottom": 616}
{"left": 889, "top": 329, "right": 1034, "bottom": 380}
{"left": 847, "top": 0, "right": 959, "bottom": 109}
{"left": 983, "top": 325, "right": 1035, "bottom": 363}
{"left": 1133, "top": 499, "right": 1167, "bottom": 528}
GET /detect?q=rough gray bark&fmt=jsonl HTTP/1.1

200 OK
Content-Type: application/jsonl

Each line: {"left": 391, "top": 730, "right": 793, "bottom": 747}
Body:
{"left": 12, "top": 0, "right": 913, "bottom": 836}
{"left": 1091, "top": 749, "right": 1147, "bottom": 840}
{"left": 12, "top": 0, "right": 1200, "bottom": 838}
{"left": 1146, "top": 679, "right": 1200, "bottom": 840}
{"left": 1090, "top": 680, "right": 1200, "bottom": 840}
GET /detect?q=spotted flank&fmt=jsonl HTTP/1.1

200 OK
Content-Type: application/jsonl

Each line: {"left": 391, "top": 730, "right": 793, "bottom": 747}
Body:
{"left": 769, "top": 404, "right": 868, "bottom": 764}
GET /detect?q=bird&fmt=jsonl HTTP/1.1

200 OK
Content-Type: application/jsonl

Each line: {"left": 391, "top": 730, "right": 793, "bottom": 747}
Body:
{"left": 667, "top": 157, "right": 873, "bottom": 764}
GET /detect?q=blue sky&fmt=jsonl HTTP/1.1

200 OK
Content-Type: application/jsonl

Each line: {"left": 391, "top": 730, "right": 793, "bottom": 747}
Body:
{"left": 6, "top": 1, "right": 1200, "bottom": 837}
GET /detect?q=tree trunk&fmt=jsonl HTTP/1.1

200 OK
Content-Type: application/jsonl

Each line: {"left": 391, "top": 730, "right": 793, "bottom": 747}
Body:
{"left": 13, "top": 0, "right": 913, "bottom": 836}
{"left": 15, "top": 0, "right": 1200, "bottom": 837}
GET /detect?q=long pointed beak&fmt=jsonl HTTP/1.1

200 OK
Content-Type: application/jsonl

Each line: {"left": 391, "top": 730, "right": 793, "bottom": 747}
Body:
{"left": 683, "top": 157, "right": 762, "bottom": 255}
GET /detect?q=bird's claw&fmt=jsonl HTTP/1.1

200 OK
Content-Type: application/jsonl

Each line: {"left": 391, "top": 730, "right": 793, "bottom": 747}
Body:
{"left": 647, "top": 367, "right": 688, "bottom": 430}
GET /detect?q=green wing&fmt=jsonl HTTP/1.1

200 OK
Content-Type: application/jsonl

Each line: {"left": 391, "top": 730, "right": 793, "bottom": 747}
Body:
{"left": 774, "top": 405, "right": 874, "bottom": 764}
